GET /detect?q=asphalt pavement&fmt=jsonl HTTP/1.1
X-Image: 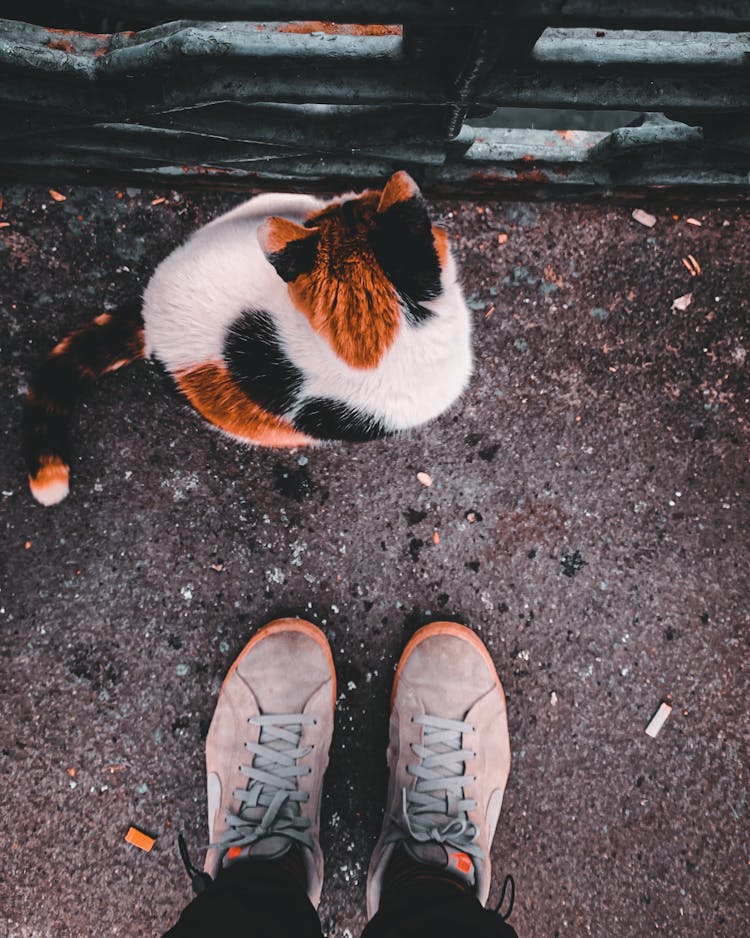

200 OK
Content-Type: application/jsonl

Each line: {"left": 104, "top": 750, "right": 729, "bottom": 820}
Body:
{"left": 1, "top": 184, "right": 748, "bottom": 937}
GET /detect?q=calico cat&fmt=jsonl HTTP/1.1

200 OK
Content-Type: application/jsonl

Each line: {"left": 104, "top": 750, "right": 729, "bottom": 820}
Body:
{"left": 23, "top": 171, "right": 472, "bottom": 505}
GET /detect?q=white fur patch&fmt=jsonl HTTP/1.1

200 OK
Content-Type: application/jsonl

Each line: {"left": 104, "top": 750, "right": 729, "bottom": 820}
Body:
{"left": 30, "top": 477, "right": 70, "bottom": 506}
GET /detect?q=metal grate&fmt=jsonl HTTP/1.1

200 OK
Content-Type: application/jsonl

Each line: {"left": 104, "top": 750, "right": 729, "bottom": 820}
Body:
{"left": 0, "top": 2, "right": 748, "bottom": 197}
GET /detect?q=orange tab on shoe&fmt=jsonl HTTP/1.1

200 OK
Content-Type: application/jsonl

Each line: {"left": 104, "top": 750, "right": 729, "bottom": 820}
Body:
{"left": 449, "top": 851, "right": 474, "bottom": 876}
{"left": 227, "top": 846, "right": 244, "bottom": 861}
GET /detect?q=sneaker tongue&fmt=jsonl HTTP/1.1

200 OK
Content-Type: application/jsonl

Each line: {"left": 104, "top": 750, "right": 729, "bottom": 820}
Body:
{"left": 404, "top": 841, "right": 476, "bottom": 888}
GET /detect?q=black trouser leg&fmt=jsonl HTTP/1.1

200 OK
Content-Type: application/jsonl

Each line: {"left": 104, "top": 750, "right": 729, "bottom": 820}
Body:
{"left": 161, "top": 858, "right": 324, "bottom": 938}
{"left": 362, "top": 867, "right": 519, "bottom": 938}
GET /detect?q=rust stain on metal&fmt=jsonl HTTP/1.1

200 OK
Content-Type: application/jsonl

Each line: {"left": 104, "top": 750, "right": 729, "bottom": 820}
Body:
{"left": 516, "top": 169, "right": 550, "bottom": 183}
{"left": 181, "top": 165, "right": 234, "bottom": 175}
{"left": 469, "top": 167, "right": 550, "bottom": 185}
{"left": 47, "top": 39, "right": 76, "bottom": 53}
{"left": 277, "top": 21, "right": 402, "bottom": 36}
{"left": 45, "top": 26, "right": 109, "bottom": 40}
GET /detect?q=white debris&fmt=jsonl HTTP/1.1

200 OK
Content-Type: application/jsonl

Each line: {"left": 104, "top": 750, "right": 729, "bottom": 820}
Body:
{"left": 416, "top": 471, "right": 433, "bottom": 487}
{"left": 632, "top": 208, "right": 657, "bottom": 228}
{"left": 550, "top": 691, "right": 558, "bottom": 706}
{"left": 671, "top": 293, "right": 692, "bottom": 312}
{"left": 645, "top": 701, "right": 672, "bottom": 738}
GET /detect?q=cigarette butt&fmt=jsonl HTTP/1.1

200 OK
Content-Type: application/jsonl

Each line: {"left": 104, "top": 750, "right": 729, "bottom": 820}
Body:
{"left": 125, "top": 826, "right": 156, "bottom": 852}
{"left": 645, "top": 701, "right": 672, "bottom": 738}
{"left": 632, "top": 208, "right": 656, "bottom": 228}
{"left": 432, "top": 531, "right": 440, "bottom": 545}
{"left": 49, "top": 189, "right": 66, "bottom": 202}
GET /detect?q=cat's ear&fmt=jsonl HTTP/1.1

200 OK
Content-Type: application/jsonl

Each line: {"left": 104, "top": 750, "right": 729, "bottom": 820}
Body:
{"left": 371, "top": 171, "right": 443, "bottom": 302}
{"left": 258, "top": 217, "right": 320, "bottom": 282}
{"left": 377, "top": 171, "right": 426, "bottom": 216}
{"left": 376, "top": 171, "right": 432, "bottom": 242}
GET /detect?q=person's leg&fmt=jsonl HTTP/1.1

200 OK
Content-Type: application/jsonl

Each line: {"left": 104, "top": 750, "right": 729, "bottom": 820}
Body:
{"left": 160, "top": 619, "right": 335, "bottom": 938}
{"left": 162, "top": 849, "right": 323, "bottom": 937}
{"left": 365, "top": 622, "right": 518, "bottom": 938}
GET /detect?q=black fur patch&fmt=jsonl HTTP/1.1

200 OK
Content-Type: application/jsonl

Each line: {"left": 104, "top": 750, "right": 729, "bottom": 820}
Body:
{"left": 23, "top": 304, "right": 144, "bottom": 476}
{"left": 294, "top": 398, "right": 391, "bottom": 442}
{"left": 68, "top": 308, "right": 143, "bottom": 376}
{"left": 266, "top": 231, "right": 319, "bottom": 282}
{"left": 224, "top": 311, "right": 304, "bottom": 416}
{"left": 402, "top": 295, "right": 435, "bottom": 326}
{"left": 370, "top": 195, "right": 442, "bottom": 312}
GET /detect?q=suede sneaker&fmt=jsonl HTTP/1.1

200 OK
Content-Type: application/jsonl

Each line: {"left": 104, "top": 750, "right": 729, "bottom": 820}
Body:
{"left": 367, "top": 621, "right": 511, "bottom": 917}
{"left": 204, "top": 618, "right": 336, "bottom": 907}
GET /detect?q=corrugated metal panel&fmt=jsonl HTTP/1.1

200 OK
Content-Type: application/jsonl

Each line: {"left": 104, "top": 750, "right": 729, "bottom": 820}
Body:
{"left": 0, "top": 8, "right": 747, "bottom": 196}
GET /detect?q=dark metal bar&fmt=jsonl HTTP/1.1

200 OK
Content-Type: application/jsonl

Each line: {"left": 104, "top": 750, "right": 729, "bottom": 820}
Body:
{"left": 24, "top": 1, "right": 750, "bottom": 30}
{"left": 1, "top": 124, "right": 746, "bottom": 195}
{"left": 0, "top": 122, "right": 454, "bottom": 166}
{"left": 479, "top": 67, "right": 749, "bottom": 113}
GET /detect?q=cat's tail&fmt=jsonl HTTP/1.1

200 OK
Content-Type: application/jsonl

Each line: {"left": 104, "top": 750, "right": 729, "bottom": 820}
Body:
{"left": 22, "top": 302, "right": 145, "bottom": 505}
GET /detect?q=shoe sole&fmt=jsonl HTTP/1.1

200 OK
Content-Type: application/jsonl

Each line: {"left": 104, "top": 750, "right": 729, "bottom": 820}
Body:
{"left": 392, "top": 620, "right": 505, "bottom": 706}
{"left": 219, "top": 617, "right": 337, "bottom": 710}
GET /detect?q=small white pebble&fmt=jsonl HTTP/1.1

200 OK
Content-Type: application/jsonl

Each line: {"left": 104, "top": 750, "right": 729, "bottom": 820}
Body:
{"left": 417, "top": 471, "right": 433, "bottom": 487}
{"left": 550, "top": 691, "right": 558, "bottom": 706}
{"left": 645, "top": 701, "right": 672, "bottom": 738}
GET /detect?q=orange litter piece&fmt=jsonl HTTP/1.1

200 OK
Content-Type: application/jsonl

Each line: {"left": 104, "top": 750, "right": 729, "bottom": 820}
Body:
{"left": 125, "top": 826, "right": 155, "bottom": 852}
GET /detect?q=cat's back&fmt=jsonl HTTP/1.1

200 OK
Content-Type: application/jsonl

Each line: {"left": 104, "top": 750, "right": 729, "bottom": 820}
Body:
{"left": 142, "top": 193, "right": 323, "bottom": 372}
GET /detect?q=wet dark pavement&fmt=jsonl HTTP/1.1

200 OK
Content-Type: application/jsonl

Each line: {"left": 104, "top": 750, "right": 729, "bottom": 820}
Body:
{"left": 1, "top": 185, "right": 748, "bottom": 937}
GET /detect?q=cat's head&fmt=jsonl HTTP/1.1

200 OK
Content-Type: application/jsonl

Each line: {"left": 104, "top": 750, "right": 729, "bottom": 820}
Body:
{"left": 258, "top": 171, "right": 450, "bottom": 369}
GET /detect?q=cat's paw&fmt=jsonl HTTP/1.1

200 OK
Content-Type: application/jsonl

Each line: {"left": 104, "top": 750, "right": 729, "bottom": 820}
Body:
{"left": 29, "top": 458, "right": 70, "bottom": 506}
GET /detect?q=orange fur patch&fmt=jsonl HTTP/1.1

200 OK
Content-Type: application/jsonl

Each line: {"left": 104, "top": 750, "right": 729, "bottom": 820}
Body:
{"left": 259, "top": 217, "right": 316, "bottom": 255}
{"left": 432, "top": 226, "right": 450, "bottom": 267}
{"left": 377, "top": 171, "right": 420, "bottom": 213}
{"left": 290, "top": 192, "right": 401, "bottom": 369}
{"left": 176, "top": 363, "right": 312, "bottom": 447}
{"left": 29, "top": 455, "right": 70, "bottom": 504}
{"left": 105, "top": 358, "right": 130, "bottom": 373}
